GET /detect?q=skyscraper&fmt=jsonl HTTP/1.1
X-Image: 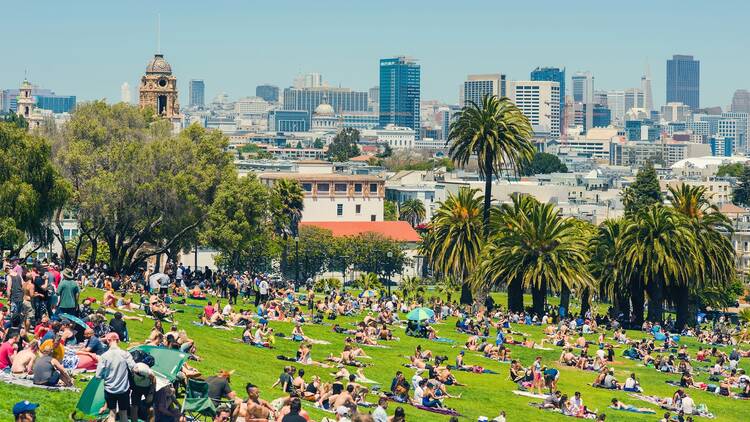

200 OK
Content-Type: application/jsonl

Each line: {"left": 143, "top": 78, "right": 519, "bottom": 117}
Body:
{"left": 293, "top": 73, "right": 323, "bottom": 89}
{"left": 189, "top": 79, "right": 205, "bottom": 109}
{"left": 571, "top": 71, "right": 594, "bottom": 104}
{"left": 121, "top": 82, "right": 131, "bottom": 103}
{"left": 731, "top": 89, "right": 750, "bottom": 114}
{"left": 379, "top": 56, "right": 421, "bottom": 139}
{"left": 256, "top": 84, "right": 279, "bottom": 103}
{"left": 530, "top": 67, "right": 565, "bottom": 132}
{"left": 509, "top": 80, "right": 560, "bottom": 138}
{"left": 624, "top": 88, "right": 645, "bottom": 112}
{"left": 641, "top": 65, "right": 653, "bottom": 111}
{"left": 666, "top": 55, "right": 700, "bottom": 110}
{"left": 606, "top": 90, "right": 626, "bottom": 125}
{"left": 462, "top": 74, "right": 506, "bottom": 107}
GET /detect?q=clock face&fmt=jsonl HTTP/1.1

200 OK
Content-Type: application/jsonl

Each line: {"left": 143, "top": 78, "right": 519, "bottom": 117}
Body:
{"left": 154, "top": 60, "right": 167, "bottom": 70}
{"left": 158, "top": 78, "right": 168, "bottom": 87}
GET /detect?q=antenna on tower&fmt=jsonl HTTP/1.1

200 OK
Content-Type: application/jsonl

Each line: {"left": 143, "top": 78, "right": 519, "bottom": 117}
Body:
{"left": 157, "top": 13, "right": 161, "bottom": 53}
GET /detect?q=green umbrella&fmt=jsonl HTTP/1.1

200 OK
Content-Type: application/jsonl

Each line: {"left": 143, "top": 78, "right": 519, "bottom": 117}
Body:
{"left": 74, "top": 346, "right": 188, "bottom": 418}
{"left": 406, "top": 307, "right": 434, "bottom": 321}
{"left": 58, "top": 313, "right": 87, "bottom": 329}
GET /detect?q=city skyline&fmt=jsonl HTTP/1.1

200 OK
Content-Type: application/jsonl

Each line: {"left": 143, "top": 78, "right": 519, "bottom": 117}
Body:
{"left": 2, "top": 0, "right": 749, "bottom": 108}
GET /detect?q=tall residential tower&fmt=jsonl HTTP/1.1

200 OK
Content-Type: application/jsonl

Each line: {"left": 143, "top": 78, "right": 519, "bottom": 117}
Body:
{"left": 666, "top": 55, "right": 700, "bottom": 110}
{"left": 379, "top": 56, "right": 421, "bottom": 139}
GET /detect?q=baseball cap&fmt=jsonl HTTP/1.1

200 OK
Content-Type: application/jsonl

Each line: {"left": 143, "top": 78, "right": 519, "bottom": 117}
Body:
{"left": 336, "top": 406, "right": 350, "bottom": 416}
{"left": 13, "top": 400, "right": 39, "bottom": 415}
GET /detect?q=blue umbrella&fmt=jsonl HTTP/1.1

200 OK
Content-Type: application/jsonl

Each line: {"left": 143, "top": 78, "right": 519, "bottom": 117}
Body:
{"left": 359, "top": 290, "right": 378, "bottom": 298}
{"left": 58, "top": 313, "right": 88, "bottom": 329}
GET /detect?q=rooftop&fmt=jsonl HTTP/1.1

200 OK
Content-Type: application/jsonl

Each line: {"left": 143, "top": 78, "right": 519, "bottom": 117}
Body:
{"left": 300, "top": 221, "right": 420, "bottom": 242}
{"left": 258, "top": 173, "right": 383, "bottom": 182}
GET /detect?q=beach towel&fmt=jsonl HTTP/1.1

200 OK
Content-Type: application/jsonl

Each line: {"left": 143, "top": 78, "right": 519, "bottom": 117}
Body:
{"left": 0, "top": 372, "right": 80, "bottom": 392}
{"left": 432, "top": 337, "right": 456, "bottom": 344}
{"left": 413, "top": 404, "right": 461, "bottom": 416}
{"left": 608, "top": 405, "right": 656, "bottom": 414}
{"left": 512, "top": 390, "right": 549, "bottom": 399}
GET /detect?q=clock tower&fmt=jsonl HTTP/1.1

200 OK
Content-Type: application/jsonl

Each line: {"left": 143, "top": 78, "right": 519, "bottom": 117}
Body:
{"left": 139, "top": 53, "right": 180, "bottom": 120}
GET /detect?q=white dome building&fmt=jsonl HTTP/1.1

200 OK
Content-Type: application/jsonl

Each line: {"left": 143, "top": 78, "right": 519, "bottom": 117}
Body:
{"left": 311, "top": 99, "right": 338, "bottom": 132}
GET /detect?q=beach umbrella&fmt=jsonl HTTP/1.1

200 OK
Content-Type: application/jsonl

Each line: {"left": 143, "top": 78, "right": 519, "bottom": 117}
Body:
{"left": 406, "top": 307, "right": 434, "bottom": 321}
{"left": 58, "top": 313, "right": 87, "bottom": 329}
{"left": 359, "top": 290, "right": 378, "bottom": 298}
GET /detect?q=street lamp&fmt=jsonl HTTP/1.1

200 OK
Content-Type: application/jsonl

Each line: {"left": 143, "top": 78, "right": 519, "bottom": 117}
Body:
{"left": 294, "top": 236, "right": 300, "bottom": 291}
{"left": 387, "top": 251, "right": 393, "bottom": 297}
{"left": 340, "top": 255, "right": 349, "bottom": 292}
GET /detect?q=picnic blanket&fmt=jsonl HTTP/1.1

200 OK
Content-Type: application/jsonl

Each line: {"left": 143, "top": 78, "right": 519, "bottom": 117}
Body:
{"left": 512, "top": 390, "right": 549, "bottom": 399}
{"left": 413, "top": 404, "right": 461, "bottom": 416}
{"left": 0, "top": 372, "right": 80, "bottom": 392}
{"left": 528, "top": 403, "right": 597, "bottom": 419}
{"left": 628, "top": 394, "right": 715, "bottom": 418}
{"left": 608, "top": 405, "right": 656, "bottom": 414}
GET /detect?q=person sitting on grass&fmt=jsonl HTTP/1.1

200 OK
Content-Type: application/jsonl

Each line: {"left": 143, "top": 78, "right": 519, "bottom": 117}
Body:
{"left": 33, "top": 341, "right": 73, "bottom": 387}
{"left": 623, "top": 373, "right": 642, "bottom": 392}
{"left": 11, "top": 340, "right": 38, "bottom": 376}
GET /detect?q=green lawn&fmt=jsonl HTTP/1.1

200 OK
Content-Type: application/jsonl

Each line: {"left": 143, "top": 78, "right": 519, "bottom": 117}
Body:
{"left": 2, "top": 289, "right": 748, "bottom": 421}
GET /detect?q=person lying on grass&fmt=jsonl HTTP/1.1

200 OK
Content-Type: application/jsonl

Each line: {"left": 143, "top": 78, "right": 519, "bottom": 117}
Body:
{"left": 610, "top": 398, "right": 653, "bottom": 413}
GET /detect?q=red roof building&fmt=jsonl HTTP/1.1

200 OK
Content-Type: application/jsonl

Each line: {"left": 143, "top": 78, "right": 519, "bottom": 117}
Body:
{"left": 299, "top": 221, "right": 420, "bottom": 242}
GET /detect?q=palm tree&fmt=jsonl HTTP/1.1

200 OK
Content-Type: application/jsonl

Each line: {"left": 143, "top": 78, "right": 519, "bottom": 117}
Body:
{"left": 399, "top": 275, "right": 425, "bottom": 301}
{"left": 488, "top": 194, "right": 539, "bottom": 311}
{"left": 620, "top": 205, "right": 699, "bottom": 324}
{"left": 590, "top": 218, "right": 632, "bottom": 321}
{"left": 448, "top": 94, "right": 535, "bottom": 236}
{"left": 399, "top": 198, "right": 426, "bottom": 227}
{"left": 271, "top": 179, "right": 305, "bottom": 277}
{"left": 356, "top": 272, "right": 382, "bottom": 291}
{"left": 475, "top": 201, "right": 594, "bottom": 316}
{"left": 426, "top": 187, "right": 484, "bottom": 305}
{"left": 668, "top": 184, "right": 735, "bottom": 329}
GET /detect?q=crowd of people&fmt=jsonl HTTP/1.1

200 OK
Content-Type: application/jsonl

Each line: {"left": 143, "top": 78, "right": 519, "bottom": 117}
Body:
{"left": 2, "top": 254, "right": 750, "bottom": 421}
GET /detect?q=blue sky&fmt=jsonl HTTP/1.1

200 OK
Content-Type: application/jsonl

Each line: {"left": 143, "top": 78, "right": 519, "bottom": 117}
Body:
{"left": 3, "top": 0, "right": 748, "bottom": 108}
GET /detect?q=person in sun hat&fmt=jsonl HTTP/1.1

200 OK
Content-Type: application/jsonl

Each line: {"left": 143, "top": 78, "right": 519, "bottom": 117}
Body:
{"left": 56, "top": 268, "right": 80, "bottom": 317}
{"left": 13, "top": 400, "right": 39, "bottom": 422}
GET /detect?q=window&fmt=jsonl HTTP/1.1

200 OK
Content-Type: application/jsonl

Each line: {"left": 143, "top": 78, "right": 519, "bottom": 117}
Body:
{"left": 369, "top": 183, "right": 378, "bottom": 193}
{"left": 356, "top": 204, "right": 361, "bottom": 214}
{"left": 302, "top": 183, "right": 312, "bottom": 192}
{"left": 337, "top": 204, "right": 343, "bottom": 216}
{"left": 354, "top": 183, "right": 363, "bottom": 193}
{"left": 334, "top": 183, "right": 347, "bottom": 193}
{"left": 370, "top": 214, "right": 376, "bottom": 221}
{"left": 317, "top": 183, "right": 330, "bottom": 193}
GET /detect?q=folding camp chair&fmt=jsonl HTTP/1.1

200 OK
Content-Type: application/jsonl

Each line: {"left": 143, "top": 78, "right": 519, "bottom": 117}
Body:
{"left": 181, "top": 378, "right": 216, "bottom": 420}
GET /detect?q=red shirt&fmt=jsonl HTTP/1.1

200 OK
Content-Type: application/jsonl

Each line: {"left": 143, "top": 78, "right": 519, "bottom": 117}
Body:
{"left": 204, "top": 305, "right": 215, "bottom": 318}
{"left": 34, "top": 323, "right": 51, "bottom": 339}
{"left": 0, "top": 341, "right": 16, "bottom": 369}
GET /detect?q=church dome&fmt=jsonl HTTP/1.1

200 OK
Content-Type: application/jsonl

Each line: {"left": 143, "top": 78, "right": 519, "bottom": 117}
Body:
{"left": 314, "top": 102, "right": 335, "bottom": 116}
{"left": 146, "top": 54, "right": 172, "bottom": 74}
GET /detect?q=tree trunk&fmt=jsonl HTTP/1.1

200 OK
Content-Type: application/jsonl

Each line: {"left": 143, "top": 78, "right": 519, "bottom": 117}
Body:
{"left": 482, "top": 155, "right": 493, "bottom": 238}
{"left": 459, "top": 282, "right": 473, "bottom": 305}
{"left": 89, "top": 239, "right": 98, "bottom": 266}
{"left": 646, "top": 279, "right": 664, "bottom": 324}
{"left": 507, "top": 277, "right": 524, "bottom": 312}
{"left": 630, "top": 278, "right": 645, "bottom": 327}
{"left": 560, "top": 284, "right": 571, "bottom": 318}
{"left": 579, "top": 287, "right": 590, "bottom": 318}
{"left": 531, "top": 281, "right": 547, "bottom": 317}
{"left": 674, "top": 285, "right": 691, "bottom": 331}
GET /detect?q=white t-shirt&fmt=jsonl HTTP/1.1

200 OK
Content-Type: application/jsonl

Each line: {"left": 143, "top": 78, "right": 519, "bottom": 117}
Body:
{"left": 413, "top": 385, "right": 423, "bottom": 402}
{"left": 222, "top": 304, "right": 232, "bottom": 316}
{"left": 411, "top": 374, "right": 422, "bottom": 391}
{"left": 372, "top": 406, "right": 388, "bottom": 422}
{"left": 596, "top": 349, "right": 606, "bottom": 360}
{"left": 681, "top": 396, "right": 695, "bottom": 414}
{"left": 259, "top": 280, "right": 269, "bottom": 295}
{"left": 624, "top": 377, "right": 637, "bottom": 389}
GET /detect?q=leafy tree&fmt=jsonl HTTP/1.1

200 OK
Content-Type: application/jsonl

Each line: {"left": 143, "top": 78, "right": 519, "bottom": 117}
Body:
{"left": 286, "top": 225, "right": 336, "bottom": 282}
{"left": 476, "top": 201, "right": 593, "bottom": 316}
{"left": 0, "top": 122, "right": 70, "bottom": 256}
{"left": 716, "top": 162, "right": 745, "bottom": 178}
{"left": 398, "top": 198, "right": 426, "bottom": 227}
{"left": 53, "top": 102, "right": 235, "bottom": 273}
{"left": 521, "top": 152, "right": 568, "bottom": 176}
{"left": 378, "top": 144, "right": 393, "bottom": 158}
{"left": 313, "top": 277, "right": 341, "bottom": 292}
{"left": 733, "top": 166, "right": 750, "bottom": 206}
{"left": 448, "top": 95, "right": 535, "bottom": 237}
{"left": 399, "top": 276, "right": 425, "bottom": 301}
{"left": 384, "top": 200, "right": 398, "bottom": 221}
{"left": 349, "top": 232, "right": 406, "bottom": 278}
{"left": 2, "top": 112, "right": 28, "bottom": 129}
{"left": 425, "top": 187, "right": 484, "bottom": 305}
{"left": 327, "top": 128, "right": 360, "bottom": 162}
{"left": 622, "top": 162, "right": 663, "bottom": 216}
{"left": 296, "top": 141, "right": 303, "bottom": 149}
{"left": 313, "top": 139, "right": 325, "bottom": 149}
{"left": 201, "top": 175, "right": 274, "bottom": 272}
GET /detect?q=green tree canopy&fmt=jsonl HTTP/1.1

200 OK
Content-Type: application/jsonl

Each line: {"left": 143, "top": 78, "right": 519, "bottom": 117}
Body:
{"left": 384, "top": 200, "right": 398, "bottom": 221}
{"left": 521, "top": 152, "right": 568, "bottom": 176}
{"left": 733, "top": 166, "right": 750, "bottom": 207}
{"left": 622, "top": 162, "right": 663, "bottom": 216}
{"left": 327, "top": 128, "right": 360, "bottom": 162}
{"left": 0, "top": 122, "right": 70, "bottom": 255}
{"left": 716, "top": 162, "right": 745, "bottom": 178}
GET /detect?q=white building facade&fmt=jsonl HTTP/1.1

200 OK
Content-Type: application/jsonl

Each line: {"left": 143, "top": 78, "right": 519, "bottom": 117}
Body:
{"left": 508, "top": 80, "right": 561, "bottom": 138}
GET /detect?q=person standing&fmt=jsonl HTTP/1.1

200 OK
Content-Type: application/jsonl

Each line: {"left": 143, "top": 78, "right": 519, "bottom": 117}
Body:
{"left": 6, "top": 263, "right": 25, "bottom": 324}
{"left": 56, "top": 269, "right": 80, "bottom": 316}
{"left": 96, "top": 332, "right": 135, "bottom": 422}
{"left": 258, "top": 278, "right": 269, "bottom": 304}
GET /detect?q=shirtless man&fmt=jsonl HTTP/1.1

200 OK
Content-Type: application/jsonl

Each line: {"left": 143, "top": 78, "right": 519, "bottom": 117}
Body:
{"left": 233, "top": 383, "right": 275, "bottom": 421}
{"left": 11, "top": 340, "right": 38, "bottom": 375}
{"left": 330, "top": 384, "right": 357, "bottom": 411}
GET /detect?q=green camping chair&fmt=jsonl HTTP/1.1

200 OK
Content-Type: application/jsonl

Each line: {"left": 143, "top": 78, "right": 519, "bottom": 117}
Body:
{"left": 181, "top": 378, "right": 217, "bottom": 420}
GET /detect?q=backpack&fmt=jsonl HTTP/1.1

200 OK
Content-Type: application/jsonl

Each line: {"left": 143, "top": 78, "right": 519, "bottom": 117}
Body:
{"left": 130, "top": 349, "right": 156, "bottom": 367}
